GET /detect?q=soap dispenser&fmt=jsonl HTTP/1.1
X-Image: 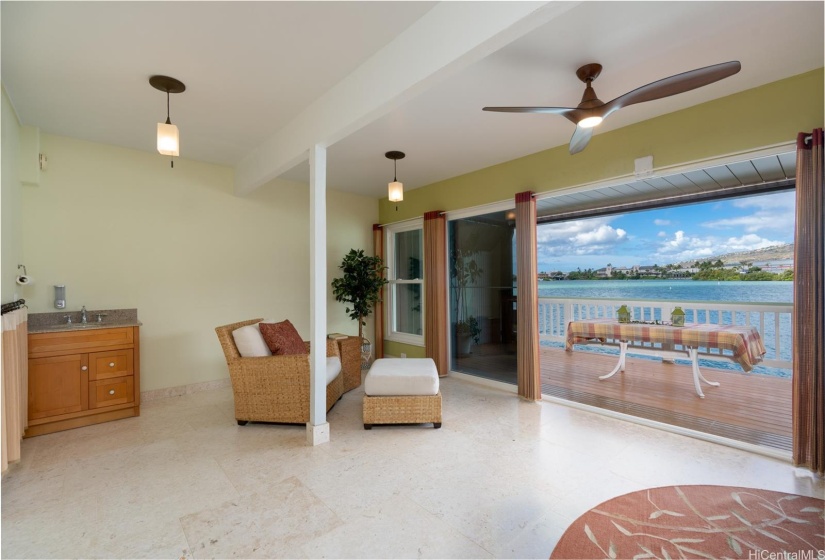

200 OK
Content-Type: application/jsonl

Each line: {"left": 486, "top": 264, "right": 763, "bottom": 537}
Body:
{"left": 54, "top": 285, "right": 66, "bottom": 309}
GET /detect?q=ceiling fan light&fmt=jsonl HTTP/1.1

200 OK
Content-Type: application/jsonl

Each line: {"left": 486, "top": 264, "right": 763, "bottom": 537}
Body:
{"left": 388, "top": 181, "right": 404, "bottom": 202}
{"left": 578, "top": 115, "right": 603, "bottom": 129}
{"left": 157, "top": 122, "right": 179, "bottom": 156}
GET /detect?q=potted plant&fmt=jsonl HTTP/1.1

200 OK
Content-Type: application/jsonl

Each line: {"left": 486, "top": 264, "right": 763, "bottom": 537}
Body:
{"left": 331, "top": 249, "right": 389, "bottom": 357}
{"left": 451, "top": 250, "right": 483, "bottom": 356}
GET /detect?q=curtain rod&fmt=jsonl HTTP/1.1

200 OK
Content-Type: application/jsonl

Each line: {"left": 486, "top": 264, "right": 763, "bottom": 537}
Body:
{"left": 1, "top": 299, "right": 26, "bottom": 315}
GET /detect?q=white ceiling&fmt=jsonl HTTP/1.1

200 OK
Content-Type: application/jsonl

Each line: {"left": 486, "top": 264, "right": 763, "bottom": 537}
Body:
{"left": 2, "top": 1, "right": 823, "bottom": 199}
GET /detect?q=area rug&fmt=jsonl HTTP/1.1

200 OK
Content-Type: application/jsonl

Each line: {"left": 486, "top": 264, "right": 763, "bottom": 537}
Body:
{"left": 551, "top": 485, "right": 824, "bottom": 559}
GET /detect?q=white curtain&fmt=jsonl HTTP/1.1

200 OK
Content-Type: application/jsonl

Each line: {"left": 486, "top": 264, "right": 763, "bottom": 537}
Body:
{"left": 2, "top": 307, "right": 28, "bottom": 473}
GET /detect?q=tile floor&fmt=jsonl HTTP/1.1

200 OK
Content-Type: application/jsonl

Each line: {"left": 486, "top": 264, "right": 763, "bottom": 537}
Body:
{"left": 2, "top": 376, "right": 823, "bottom": 559}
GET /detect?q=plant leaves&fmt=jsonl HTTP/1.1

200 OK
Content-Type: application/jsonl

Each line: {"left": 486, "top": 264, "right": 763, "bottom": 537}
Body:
{"left": 801, "top": 506, "right": 823, "bottom": 513}
{"left": 611, "top": 521, "right": 632, "bottom": 536}
{"left": 638, "top": 545, "right": 656, "bottom": 558}
{"left": 730, "top": 510, "right": 752, "bottom": 527}
{"left": 752, "top": 526, "right": 787, "bottom": 544}
{"left": 727, "top": 535, "right": 742, "bottom": 555}
{"left": 678, "top": 546, "right": 717, "bottom": 559}
{"left": 650, "top": 509, "right": 684, "bottom": 519}
{"left": 670, "top": 538, "right": 705, "bottom": 543}
{"left": 731, "top": 492, "right": 749, "bottom": 510}
{"left": 608, "top": 541, "right": 617, "bottom": 559}
{"left": 584, "top": 524, "right": 599, "bottom": 547}
{"left": 661, "top": 546, "right": 672, "bottom": 560}
{"left": 707, "top": 515, "right": 730, "bottom": 521}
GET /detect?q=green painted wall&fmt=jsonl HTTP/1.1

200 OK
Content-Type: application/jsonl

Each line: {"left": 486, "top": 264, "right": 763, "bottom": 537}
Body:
{"left": 383, "top": 340, "right": 426, "bottom": 359}
{"left": 379, "top": 69, "right": 823, "bottom": 223}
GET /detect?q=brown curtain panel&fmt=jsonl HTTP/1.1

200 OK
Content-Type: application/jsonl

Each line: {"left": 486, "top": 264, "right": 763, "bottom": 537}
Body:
{"left": 516, "top": 191, "right": 541, "bottom": 400}
{"left": 792, "top": 128, "right": 824, "bottom": 475}
{"left": 424, "top": 211, "right": 449, "bottom": 376}
{"left": 373, "top": 224, "right": 385, "bottom": 360}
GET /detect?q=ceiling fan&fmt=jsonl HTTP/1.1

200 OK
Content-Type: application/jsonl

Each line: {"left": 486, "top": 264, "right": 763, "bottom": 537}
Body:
{"left": 483, "top": 60, "right": 741, "bottom": 155}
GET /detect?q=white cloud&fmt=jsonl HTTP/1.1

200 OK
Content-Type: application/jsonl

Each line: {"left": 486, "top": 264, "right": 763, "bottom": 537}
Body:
{"left": 657, "top": 231, "right": 667, "bottom": 237}
{"left": 702, "top": 191, "right": 795, "bottom": 233}
{"left": 652, "top": 230, "right": 785, "bottom": 262}
{"left": 537, "top": 217, "right": 628, "bottom": 257}
{"left": 654, "top": 219, "right": 670, "bottom": 226}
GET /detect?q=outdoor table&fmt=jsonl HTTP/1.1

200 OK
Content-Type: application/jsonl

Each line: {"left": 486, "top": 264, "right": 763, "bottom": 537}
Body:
{"left": 565, "top": 319, "right": 767, "bottom": 398}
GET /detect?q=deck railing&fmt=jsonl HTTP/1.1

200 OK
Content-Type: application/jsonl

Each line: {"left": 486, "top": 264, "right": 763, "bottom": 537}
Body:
{"left": 538, "top": 297, "right": 792, "bottom": 369}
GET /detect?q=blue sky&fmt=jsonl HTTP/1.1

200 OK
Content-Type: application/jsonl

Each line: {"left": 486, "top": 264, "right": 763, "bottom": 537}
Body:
{"left": 536, "top": 190, "right": 796, "bottom": 272}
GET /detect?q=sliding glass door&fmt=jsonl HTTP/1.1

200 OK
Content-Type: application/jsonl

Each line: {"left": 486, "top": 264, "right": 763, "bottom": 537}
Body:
{"left": 449, "top": 210, "right": 517, "bottom": 384}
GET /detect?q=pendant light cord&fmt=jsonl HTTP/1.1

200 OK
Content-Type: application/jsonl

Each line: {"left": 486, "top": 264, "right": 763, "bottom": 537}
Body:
{"left": 166, "top": 91, "right": 172, "bottom": 125}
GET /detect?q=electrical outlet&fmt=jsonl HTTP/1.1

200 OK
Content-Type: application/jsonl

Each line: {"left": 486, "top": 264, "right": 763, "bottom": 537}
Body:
{"left": 400, "top": 353, "right": 406, "bottom": 358}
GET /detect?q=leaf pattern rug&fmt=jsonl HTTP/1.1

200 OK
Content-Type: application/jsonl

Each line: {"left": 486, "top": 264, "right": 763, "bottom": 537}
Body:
{"left": 551, "top": 485, "right": 824, "bottom": 559}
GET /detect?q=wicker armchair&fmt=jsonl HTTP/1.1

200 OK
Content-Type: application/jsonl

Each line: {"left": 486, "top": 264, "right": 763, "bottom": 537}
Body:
{"left": 215, "top": 318, "right": 345, "bottom": 425}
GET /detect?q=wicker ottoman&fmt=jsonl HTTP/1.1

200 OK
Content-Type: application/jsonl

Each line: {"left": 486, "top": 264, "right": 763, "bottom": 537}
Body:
{"left": 363, "top": 358, "right": 442, "bottom": 429}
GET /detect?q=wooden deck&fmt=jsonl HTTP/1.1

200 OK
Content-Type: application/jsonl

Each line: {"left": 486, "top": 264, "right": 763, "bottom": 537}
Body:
{"left": 455, "top": 344, "right": 792, "bottom": 451}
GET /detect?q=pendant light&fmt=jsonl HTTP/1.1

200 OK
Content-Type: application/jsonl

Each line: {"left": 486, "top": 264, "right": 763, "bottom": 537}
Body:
{"left": 385, "top": 151, "right": 405, "bottom": 205}
{"left": 149, "top": 75, "right": 186, "bottom": 167}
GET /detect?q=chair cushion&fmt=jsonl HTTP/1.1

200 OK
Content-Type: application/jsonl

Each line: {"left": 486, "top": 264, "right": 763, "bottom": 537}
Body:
{"left": 260, "top": 320, "right": 307, "bottom": 355}
{"left": 326, "top": 356, "right": 342, "bottom": 385}
{"left": 232, "top": 324, "right": 272, "bottom": 357}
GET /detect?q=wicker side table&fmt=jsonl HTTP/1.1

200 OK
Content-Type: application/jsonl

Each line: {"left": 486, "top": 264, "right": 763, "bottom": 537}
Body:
{"left": 336, "top": 336, "right": 362, "bottom": 393}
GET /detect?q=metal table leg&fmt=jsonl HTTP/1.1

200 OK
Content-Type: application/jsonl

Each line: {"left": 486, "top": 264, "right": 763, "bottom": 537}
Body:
{"left": 689, "top": 348, "right": 720, "bottom": 398}
{"left": 600, "top": 341, "right": 628, "bottom": 380}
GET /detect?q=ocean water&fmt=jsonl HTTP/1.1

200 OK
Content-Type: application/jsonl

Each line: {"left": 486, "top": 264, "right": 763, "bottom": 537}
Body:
{"left": 538, "top": 280, "right": 793, "bottom": 378}
{"left": 537, "top": 279, "right": 792, "bottom": 303}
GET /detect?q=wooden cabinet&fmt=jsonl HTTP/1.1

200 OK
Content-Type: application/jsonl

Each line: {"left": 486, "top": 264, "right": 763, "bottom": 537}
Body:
{"left": 27, "top": 326, "right": 140, "bottom": 437}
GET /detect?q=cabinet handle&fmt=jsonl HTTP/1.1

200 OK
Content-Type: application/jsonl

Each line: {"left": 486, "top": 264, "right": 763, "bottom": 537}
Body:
{"left": 109, "top": 389, "right": 115, "bottom": 395}
{"left": 81, "top": 366, "right": 88, "bottom": 371}
{"left": 109, "top": 362, "right": 115, "bottom": 367}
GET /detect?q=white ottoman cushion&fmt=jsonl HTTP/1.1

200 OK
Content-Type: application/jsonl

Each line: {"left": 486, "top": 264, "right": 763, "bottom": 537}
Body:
{"left": 365, "top": 358, "right": 439, "bottom": 396}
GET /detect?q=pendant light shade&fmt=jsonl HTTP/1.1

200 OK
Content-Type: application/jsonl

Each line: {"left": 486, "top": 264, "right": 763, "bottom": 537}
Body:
{"left": 157, "top": 122, "right": 180, "bottom": 156}
{"left": 385, "top": 151, "right": 405, "bottom": 203}
{"left": 149, "top": 75, "right": 186, "bottom": 162}
{"left": 388, "top": 181, "right": 404, "bottom": 202}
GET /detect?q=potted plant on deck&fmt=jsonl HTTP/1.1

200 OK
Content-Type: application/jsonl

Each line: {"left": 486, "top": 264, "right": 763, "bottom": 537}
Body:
{"left": 331, "top": 249, "right": 388, "bottom": 365}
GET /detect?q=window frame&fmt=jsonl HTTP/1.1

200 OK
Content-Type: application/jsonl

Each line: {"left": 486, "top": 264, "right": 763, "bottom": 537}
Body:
{"left": 384, "top": 219, "right": 425, "bottom": 347}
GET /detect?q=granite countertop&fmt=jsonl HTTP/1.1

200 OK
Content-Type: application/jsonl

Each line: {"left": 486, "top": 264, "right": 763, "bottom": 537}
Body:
{"left": 28, "top": 308, "right": 141, "bottom": 334}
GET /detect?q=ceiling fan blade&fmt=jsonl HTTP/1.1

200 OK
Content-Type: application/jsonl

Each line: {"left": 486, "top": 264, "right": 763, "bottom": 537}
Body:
{"left": 569, "top": 125, "right": 593, "bottom": 155}
{"left": 483, "top": 106, "right": 575, "bottom": 114}
{"left": 483, "top": 106, "right": 585, "bottom": 125}
{"left": 603, "top": 61, "right": 741, "bottom": 116}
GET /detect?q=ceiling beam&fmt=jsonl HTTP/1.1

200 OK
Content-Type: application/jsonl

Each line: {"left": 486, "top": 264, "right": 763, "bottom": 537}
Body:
{"left": 234, "top": 1, "right": 578, "bottom": 195}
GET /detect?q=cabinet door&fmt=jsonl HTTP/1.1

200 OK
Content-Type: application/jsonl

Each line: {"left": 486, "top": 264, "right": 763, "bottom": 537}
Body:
{"left": 28, "top": 354, "right": 88, "bottom": 420}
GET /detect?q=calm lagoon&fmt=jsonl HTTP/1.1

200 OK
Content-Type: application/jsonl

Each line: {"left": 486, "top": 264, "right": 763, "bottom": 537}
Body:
{"left": 538, "top": 279, "right": 792, "bottom": 303}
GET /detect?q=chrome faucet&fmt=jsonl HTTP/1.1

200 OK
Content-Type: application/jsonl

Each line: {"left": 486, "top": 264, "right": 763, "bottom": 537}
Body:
{"left": 80, "top": 306, "right": 88, "bottom": 324}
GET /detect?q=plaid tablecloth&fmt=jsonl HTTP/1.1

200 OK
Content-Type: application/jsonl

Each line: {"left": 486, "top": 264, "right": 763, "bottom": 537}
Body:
{"left": 565, "top": 319, "right": 767, "bottom": 372}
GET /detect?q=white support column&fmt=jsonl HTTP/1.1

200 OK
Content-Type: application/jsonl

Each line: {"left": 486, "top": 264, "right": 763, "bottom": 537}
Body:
{"left": 307, "top": 144, "right": 329, "bottom": 446}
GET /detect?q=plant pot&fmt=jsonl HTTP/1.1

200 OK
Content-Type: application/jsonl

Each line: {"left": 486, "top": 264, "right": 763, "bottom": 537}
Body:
{"left": 360, "top": 337, "right": 372, "bottom": 369}
{"left": 457, "top": 332, "right": 473, "bottom": 357}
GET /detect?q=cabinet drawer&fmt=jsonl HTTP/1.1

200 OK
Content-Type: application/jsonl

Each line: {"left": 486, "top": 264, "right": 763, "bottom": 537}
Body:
{"left": 89, "top": 349, "right": 133, "bottom": 380}
{"left": 89, "top": 376, "right": 134, "bottom": 409}
{"left": 29, "top": 327, "right": 134, "bottom": 356}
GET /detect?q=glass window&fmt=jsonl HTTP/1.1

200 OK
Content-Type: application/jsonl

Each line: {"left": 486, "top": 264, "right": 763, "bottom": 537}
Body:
{"left": 385, "top": 222, "right": 424, "bottom": 345}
